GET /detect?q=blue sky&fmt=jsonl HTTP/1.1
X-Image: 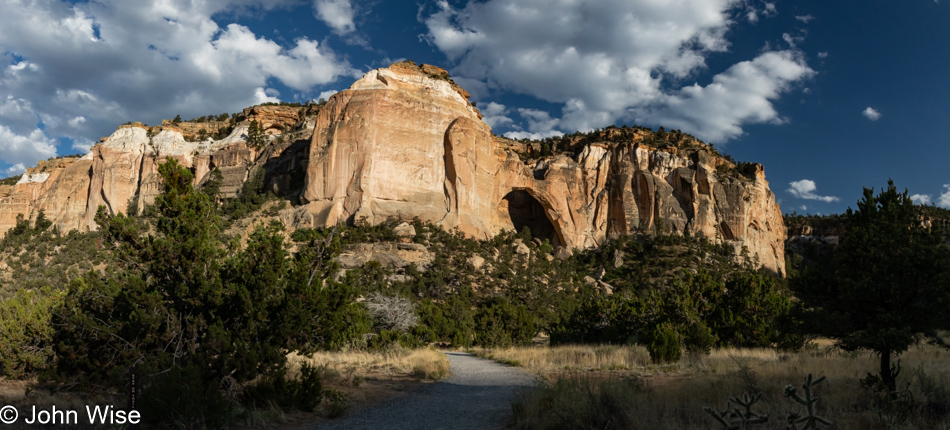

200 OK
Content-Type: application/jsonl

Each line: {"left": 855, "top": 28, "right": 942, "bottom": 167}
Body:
{"left": 1, "top": 0, "right": 948, "bottom": 214}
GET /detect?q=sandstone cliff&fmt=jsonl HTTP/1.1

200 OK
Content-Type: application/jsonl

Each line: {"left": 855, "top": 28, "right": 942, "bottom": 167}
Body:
{"left": 0, "top": 62, "right": 786, "bottom": 274}
{"left": 297, "top": 62, "right": 786, "bottom": 274}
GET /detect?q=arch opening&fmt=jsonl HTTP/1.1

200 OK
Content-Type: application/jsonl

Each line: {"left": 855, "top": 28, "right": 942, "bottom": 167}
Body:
{"left": 503, "top": 190, "right": 562, "bottom": 247}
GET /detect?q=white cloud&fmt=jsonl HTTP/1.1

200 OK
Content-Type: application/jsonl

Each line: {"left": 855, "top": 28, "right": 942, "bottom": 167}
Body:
{"left": 317, "top": 89, "right": 340, "bottom": 102}
{"left": 480, "top": 102, "right": 514, "bottom": 129}
{"left": 817, "top": 51, "right": 829, "bottom": 58}
{"left": 634, "top": 51, "right": 814, "bottom": 142}
{"left": 423, "top": 0, "right": 813, "bottom": 142}
{"left": 939, "top": 185, "right": 950, "bottom": 208}
{"left": 788, "top": 179, "right": 839, "bottom": 202}
{"left": 795, "top": 15, "right": 814, "bottom": 23}
{"left": 0, "top": 0, "right": 358, "bottom": 170}
{"left": 505, "top": 108, "right": 564, "bottom": 140}
{"left": 253, "top": 87, "right": 280, "bottom": 104}
{"left": 314, "top": 0, "right": 356, "bottom": 35}
{"left": 799, "top": 205, "right": 808, "bottom": 211}
{"left": 863, "top": 107, "right": 882, "bottom": 121}
{"left": 782, "top": 32, "right": 804, "bottom": 48}
{"left": 70, "top": 138, "right": 94, "bottom": 154}
{"left": 67, "top": 116, "right": 86, "bottom": 128}
{"left": 5, "top": 163, "right": 26, "bottom": 177}
{"left": 911, "top": 194, "right": 932, "bottom": 205}
{"left": 0, "top": 125, "right": 58, "bottom": 165}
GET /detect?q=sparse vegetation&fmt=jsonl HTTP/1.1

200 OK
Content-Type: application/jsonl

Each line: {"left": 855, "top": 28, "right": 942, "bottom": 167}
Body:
{"left": 0, "top": 174, "right": 22, "bottom": 185}
{"left": 503, "top": 343, "right": 950, "bottom": 430}
{"left": 0, "top": 141, "right": 947, "bottom": 430}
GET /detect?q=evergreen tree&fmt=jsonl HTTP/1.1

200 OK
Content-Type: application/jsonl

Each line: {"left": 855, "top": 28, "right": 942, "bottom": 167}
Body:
{"left": 246, "top": 120, "right": 265, "bottom": 148}
{"left": 54, "top": 158, "right": 358, "bottom": 388}
{"left": 791, "top": 180, "right": 950, "bottom": 394}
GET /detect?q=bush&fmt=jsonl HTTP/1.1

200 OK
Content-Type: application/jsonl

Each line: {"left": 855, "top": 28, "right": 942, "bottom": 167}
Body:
{"left": 647, "top": 324, "right": 681, "bottom": 364}
{"left": 138, "top": 364, "right": 233, "bottom": 430}
{"left": 244, "top": 363, "right": 323, "bottom": 412}
{"left": 364, "top": 292, "right": 419, "bottom": 332}
{"left": 510, "top": 375, "right": 646, "bottom": 430}
{"left": 473, "top": 297, "right": 537, "bottom": 348}
{"left": 52, "top": 158, "right": 364, "bottom": 421}
{"left": 0, "top": 288, "right": 63, "bottom": 378}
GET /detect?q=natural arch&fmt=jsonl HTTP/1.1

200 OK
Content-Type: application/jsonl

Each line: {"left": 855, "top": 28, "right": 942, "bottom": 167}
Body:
{"left": 502, "top": 190, "right": 562, "bottom": 247}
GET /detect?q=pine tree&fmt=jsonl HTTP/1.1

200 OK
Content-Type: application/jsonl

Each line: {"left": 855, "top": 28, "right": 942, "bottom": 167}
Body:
{"left": 791, "top": 180, "right": 950, "bottom": 394}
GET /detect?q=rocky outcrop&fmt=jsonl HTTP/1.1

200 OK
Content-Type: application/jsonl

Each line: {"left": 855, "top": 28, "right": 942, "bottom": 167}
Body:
{"left": 0, "top": 111, "right": 305, "bottom": 236}
{"left": 0, "top": 62, "right": 786, "bottom": 274}
{"left": 298, "top": 63, "right": 787, "bottom": 274}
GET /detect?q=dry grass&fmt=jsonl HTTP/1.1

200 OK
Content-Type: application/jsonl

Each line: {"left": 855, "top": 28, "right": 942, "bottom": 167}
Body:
{"left": 476, "top": 344, "right": 652, "bottom": 373}
{"left": 498, "top": 343, "right": 950, "bottom": 430}
{"left": 289, "top": 346, "right": 450, "bottom": 383}
{"left": 235, "top": 348, "right": 451, "bottom": 429}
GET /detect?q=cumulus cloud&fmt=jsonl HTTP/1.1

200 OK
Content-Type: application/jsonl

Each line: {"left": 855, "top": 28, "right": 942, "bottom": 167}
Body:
{"left": 634, "top": 51, "right": 814, "bottom": 142}
{"left": 0, "top": 125, "right": 58, "bottom": 166}
{"left": 863, "top": 107, "right": 882, "bottom": 121}
{"left": 788, "top": 179, "right": 839, "bottom": 202}
{"left": 316, "top": 89, "right": 341, "bottom": 102}
{"left": 940, "top": 185, "right": 950, "bottom": 208}
{"left": 67, "top": 116, "right": 86, "bottom": 128}
{"left": 313, "top": 0, "right": 356, "bottom": 35}
{"left": 71, "top": 138, "right": 94, "bottom": 154}
{"left": 423, "top": 0, "right": 813, "bottom": 143}
{"left": 817, "top": 52, "right": 829, "bottom": 58}
{"left": 0, "top": 0, "right": 358, "bottom": 170}
{"left": 911, "top": 185, "right": 950, "bottom": 208}
{"left": 505, "top": 109, "right": 564, "bottom": 140}
{"left": 480, "top": 102, "right": 514, "bottom": 129}
{"left": 5, "top": 164, "right": 27, "bottom": 177}
{"left": 795, "top": 15, "right": 814, "bottom": 23}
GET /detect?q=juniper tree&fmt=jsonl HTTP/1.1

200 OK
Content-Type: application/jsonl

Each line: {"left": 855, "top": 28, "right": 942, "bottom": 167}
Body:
{"left": 791, "top": 180, "right": 950, "bottom": 394}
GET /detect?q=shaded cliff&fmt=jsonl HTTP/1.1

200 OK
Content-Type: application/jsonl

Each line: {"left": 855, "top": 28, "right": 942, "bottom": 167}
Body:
{"left": 0, "top": 62, "right": 786, "bottom": 274}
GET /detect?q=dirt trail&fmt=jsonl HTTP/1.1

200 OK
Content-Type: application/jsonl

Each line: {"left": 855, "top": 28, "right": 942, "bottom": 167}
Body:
{"left": 299, "top": 352, "right": 535, "bottom": 430}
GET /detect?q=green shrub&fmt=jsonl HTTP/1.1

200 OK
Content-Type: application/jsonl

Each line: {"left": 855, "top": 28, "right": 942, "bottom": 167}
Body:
{"left": 473, "top": 298, "right": 537, "bottom": 348}
{"left": 0, "top": 287, "right": 63, "bottom": 378}
{"left": 52, "top": 158, "right": 364, "bottom": 421}
{"left": 244, "top": 363, "right": 323, "bottom": 412}
{"left": 138, "top": 364, "right": 233, "bottom": 430}
{"left": 647, "top": 324, "right": 681, "bottom": 364}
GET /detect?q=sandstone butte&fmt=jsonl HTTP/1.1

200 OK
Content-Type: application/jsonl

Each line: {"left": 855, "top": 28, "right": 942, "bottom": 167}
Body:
{"left": 0, "top": 62, "right": 787, "bottom": 275}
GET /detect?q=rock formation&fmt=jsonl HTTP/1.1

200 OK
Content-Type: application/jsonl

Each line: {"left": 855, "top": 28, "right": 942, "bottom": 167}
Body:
{"left": 0, "top": 62, "right": 787, "bottom": 274}
{"left": 297, "top": 62, "right": 786, "bottom": 274}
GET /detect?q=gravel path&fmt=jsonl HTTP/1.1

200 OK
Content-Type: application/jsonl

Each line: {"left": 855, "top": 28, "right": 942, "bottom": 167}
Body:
{"left": 302, "top": 352, "right": 535, "bottom": 430}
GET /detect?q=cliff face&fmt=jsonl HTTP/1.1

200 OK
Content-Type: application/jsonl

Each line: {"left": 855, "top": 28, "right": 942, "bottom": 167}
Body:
{"left": 298, "top": 63, "right": 786, "bottom": 274}
{"left": 0, "top": 111, "right": 301, "bottom": 237}
{"left": 0, "top": 63, "right": 786, "bottom": 274}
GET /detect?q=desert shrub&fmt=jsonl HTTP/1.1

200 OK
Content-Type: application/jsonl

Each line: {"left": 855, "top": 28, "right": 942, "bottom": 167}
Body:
{"left": 473, "top": 297, "right": 538, "bottom": 348}
{"left": 415, "top": 296, "right": 476, "bottom": 347}
{"left": 365, "top": 291, "right": 418, "bottom": 333}
{"left": 218, "top": 166, "right": 269, "bottom": 221}
{"left": 913, "top": 366, "right": 950, "bottom": 420}
{"left": 0, "top": 287, "right": 63, "bottom": 377}
{"left": 510, "top": 375, "right": 646, "bottom": 430}
{"left": 367, "top": 329, "right": 421, "bottom": 350}
{"left": 647, "top": 324, "right": 682, "bottom": 364}
{"left": 52, "top": 158, "right": 364, "bottom": 423}
{"left": 323, "top": 388, "right": 349, "bottom": 418}
{"left": 137, "top": 364, "right": 233, "bottom": 430}
{"left": 243, "top": 363, "right": 323, "bottom": 412}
